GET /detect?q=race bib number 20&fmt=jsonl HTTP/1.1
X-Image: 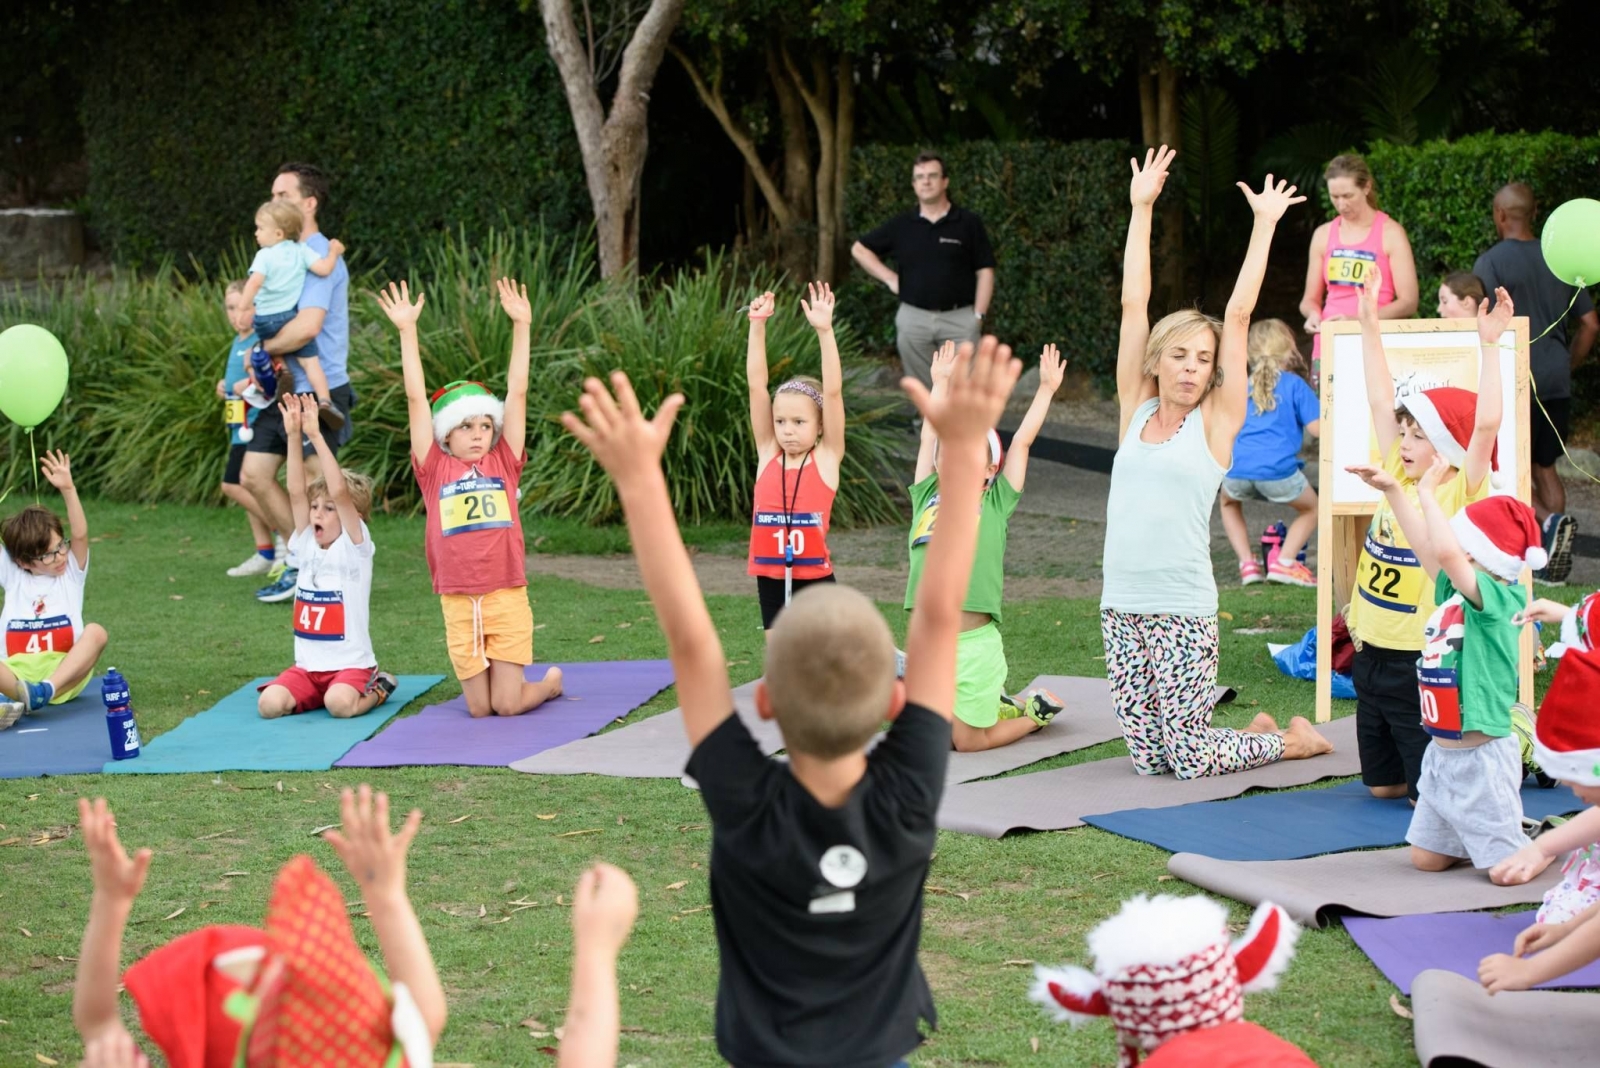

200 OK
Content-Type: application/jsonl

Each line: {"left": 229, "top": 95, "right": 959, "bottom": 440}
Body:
{"left": 440, "top": 475, "right": 514, "bottom": 536}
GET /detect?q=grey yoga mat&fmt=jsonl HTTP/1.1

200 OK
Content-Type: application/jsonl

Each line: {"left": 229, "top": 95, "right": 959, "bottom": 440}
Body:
{"left": 1167, "top": 847, "right": 1562, "bottom": 928}
{"left": 1411, "top": 969, "right": 1600, "bottom": 1068}
{"left": 937, "top": 714, "right": 1359, "bottom": 838}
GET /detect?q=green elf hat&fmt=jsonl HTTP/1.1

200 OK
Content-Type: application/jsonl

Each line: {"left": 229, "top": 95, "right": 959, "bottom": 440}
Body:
{"left": 429, "top": 380, "right": 505, "bottom": 450}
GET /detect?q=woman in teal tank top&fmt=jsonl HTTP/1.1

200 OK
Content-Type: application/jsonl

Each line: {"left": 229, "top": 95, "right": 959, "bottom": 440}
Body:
{"left": 1101, "top": 146, "right": 1333, "bottom": 779}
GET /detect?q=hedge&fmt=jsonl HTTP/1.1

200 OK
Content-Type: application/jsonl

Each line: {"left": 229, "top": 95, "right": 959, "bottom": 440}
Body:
{"left": 78, "top": 0, "right": 587, "bottom": 268}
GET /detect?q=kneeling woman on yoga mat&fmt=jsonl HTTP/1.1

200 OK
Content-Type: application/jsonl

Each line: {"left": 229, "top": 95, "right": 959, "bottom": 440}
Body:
{"left": 1101, "top": 146, "right": 1332, "bottom": 779}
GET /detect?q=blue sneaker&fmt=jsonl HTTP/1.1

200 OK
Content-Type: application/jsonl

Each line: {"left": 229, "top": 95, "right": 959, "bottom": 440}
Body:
{"left": 22, "top": 679, "right": 54, "bottom": 712}
{"left": 256, "top": 568, "right": 299, "bottom": 603}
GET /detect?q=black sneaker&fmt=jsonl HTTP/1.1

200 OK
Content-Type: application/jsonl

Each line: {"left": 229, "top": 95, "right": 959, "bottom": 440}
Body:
{"left": 1541, "top": 513, "right": 1576, "bottom": 585}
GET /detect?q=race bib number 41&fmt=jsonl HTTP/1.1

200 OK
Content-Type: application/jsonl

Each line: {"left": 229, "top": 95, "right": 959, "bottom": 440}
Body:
{"left": 6, "top": 616, "right": 75, "bottom": 657}
{"left": 294, "top": 590, "right": 347, "bottom": 642}
{"left": 440, "top": 475, "right": 514, "bottom": 536}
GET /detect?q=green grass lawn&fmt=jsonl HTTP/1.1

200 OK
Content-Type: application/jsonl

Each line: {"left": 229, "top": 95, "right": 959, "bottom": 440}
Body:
{"left": 0, "top": 498, "right": 1585, "bottom": 1066}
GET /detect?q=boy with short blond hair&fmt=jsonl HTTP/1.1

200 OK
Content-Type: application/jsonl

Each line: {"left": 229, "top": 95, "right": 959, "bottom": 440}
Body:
{"left": 563, "top": 336, "right": 1022, "bottom": 1068}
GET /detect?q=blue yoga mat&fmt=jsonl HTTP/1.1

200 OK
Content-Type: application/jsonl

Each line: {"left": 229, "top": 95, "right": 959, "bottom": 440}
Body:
{"left": 1084, "top": 779, "right": 1583, "bottom": 861}
{"left": 100, "top": 675, "right": 445, "bottom": 775}
{"left": 0, "top": 679, "right": 114, "bottom": 779}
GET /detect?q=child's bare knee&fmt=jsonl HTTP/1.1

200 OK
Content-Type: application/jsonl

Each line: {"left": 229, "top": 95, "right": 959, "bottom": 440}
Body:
{"left": 81, "top": 623, "right": 109, "bottom": 649}
{"left": 1410, "top": 846, "right": 1457, "bottom": 872}
{"left": 324, "top": 692, "right": 361, "bottom": 718}
{"left": 1369, "top": 784, "right": 1409, "bottom": 800}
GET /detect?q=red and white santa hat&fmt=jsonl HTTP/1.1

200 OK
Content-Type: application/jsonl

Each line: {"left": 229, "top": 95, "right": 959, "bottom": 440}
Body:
{"left": 1030, "top": 894, "right": 1299, "bottom": 1067}
{"left": 1533, "top": 632, "right": 1600, "bottom": 786}
{"left": 1399, "top": 387, "right": 1501, "bottom": 484}
{"left": 1448, "top": 495, "right": 1546, "bottom": 584}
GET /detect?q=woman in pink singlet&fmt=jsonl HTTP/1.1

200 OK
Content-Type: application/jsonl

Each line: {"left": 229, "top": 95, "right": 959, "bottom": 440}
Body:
{"left": 1298, "top": 154, "right": 1419, "bottom": 383}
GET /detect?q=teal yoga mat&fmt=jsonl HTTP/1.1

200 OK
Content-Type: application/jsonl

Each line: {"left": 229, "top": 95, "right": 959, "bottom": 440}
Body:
{"left": 101, "top": 675, "right": 445, "bottom": 774}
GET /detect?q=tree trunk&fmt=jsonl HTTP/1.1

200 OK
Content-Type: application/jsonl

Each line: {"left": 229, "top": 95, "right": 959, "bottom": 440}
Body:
{"left": 830, "top": 54, "right": 854, "bottom": 281}
{"left": 1154, "top": 56, "right": 1183, "bottom": 309}
{"left": 1137, "top": 49, "right": 1158, "bottom": 148}
{"left": 540, "top": 0, "right": 685, "bottom": 278}
{"left": 768, "top": 40, "right": 814, "bottom": 222}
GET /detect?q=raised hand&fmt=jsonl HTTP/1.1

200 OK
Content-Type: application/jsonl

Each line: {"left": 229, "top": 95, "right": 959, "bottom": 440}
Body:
{"left": 747, "top": 291, "right": 776, "bottom": 322}
{"left": 562, "top": 372, "right": 686, "bottom": 488}
{"left": 328, "top": 238, "right": 347, "bottom": 259}
{"left": 279, "top": 395, "right": 303, "bottom": 435}
{"left": 800, "top": 281, "right": 835, "bottom": 331}
{"left": 79, "top": 798, "right": 152, "bottom": 906}
{"left": 904, "top": 336, "right": 1022, "bottom": 448}
{"left": 1478, "top": 286, "right": 1516, "bottom": 345}
{"left": 40, "top": 450, "right": 74, "bottom": 492}
{"left": 297, "top": 393, "right": 323, "bottom": 441}
{"left": 1038, "top": 343, "right": 1066, "bottom": 395}
{"left": 1237, "top": 174, "right": 1306, "bottom": 223}
{"left": 570, "top": 861, "right": 639, "bottom": 958}
{"left": 1418, "top": 454, "right": 1452, "bottom": 496}
{"left": 496, "top": 276, "right": 532, "bottom": 325}
{"left": 322, "top": 785, "right": 422, "bottom": 903}
{"left": 1346, "top": 463, "right": 1400, "bottom": 493}
{"left": 1129, "top": 145, "right": 1176, "bottom": 208}
{"left": 930, "top": 340, "right": 958, "bottom": 386}
{"left": 372, "top": 281, "right": 426, "bottom": 331}
{"left": 1357, "top": 264, "right": 1383, "bottom": 327}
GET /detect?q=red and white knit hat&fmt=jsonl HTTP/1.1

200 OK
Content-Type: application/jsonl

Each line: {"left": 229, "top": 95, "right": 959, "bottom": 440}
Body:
{"left": 1399, "top": 387, "right": 1501, "bottom": 483}
{"left": 1030, "top": 894, "right": 1299, "bottom": 1067}
{"left": 1448, "top": 496, "right": 1547, "bottom": 584}
{"left": 1533, "top": 631, "right": 1600, "bottom": 786}
{"left": 1554, "top": 591, "right": 1600, "bottom": 658}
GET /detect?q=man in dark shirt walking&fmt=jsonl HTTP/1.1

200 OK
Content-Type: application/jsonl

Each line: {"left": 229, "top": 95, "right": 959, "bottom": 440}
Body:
{"left": 852, "top": 153, "right": 996, "bottom": 388}
{"left": 1473, "top": 183, "right": 1599, "bottom": 583}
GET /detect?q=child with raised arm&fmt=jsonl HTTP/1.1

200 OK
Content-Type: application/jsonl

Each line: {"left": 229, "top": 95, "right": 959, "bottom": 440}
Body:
{"left": 745, "top": 282, "right": 846, "bottom": 630}
{"left": 375, "top": 279, "right": 562, "bottom": 717}
{"left": 905, "top": 339, "right": 1066, "bottom": 752}
{"left": 0, "top": 451, "right": 108, "bottom": 726}
{"left": 558, "top": 862, "right": 640, "bottom": 1068}
{"left": 257, "top": 394, "right": 396, "bottom": 719}
{"left": 72, "top": 786, "right": 447, "bottom": 1064}
{"left": 561, "top": 337, "right": 1022, "bottom": 1068}
{"left": 1344, "top": 275, "right": 1508, "bottom": 801}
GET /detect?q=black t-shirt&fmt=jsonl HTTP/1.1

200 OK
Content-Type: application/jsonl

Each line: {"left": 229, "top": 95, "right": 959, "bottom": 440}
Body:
{"left": 684, "top": 703, "right": 950, "bottom": 1068}
{"left": 858, "top": 206, "right": 995, "bottom": 313}
{"left": 1473, "top": 238, "right": 1595, "bottom": 400}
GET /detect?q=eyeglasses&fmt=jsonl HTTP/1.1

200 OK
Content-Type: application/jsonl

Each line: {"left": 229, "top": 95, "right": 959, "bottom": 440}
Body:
{"left": 29, "top": 543, "right": 68, "bottom": 565}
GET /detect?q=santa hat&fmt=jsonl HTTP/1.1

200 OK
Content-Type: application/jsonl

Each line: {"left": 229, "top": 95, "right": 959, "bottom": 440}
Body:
{"left": 1553, "top": 591, "right": 1600, "bottom": 658}
{"left": 1449, "top": 496, "right": 1547, "bottom": 584}
{"left": 1533, "top": 641, "right": 1600, "bottom": 786}
{"left": 1399, "top": 387, "right": 1502, "bottom": 486}
{"left": 987, "top": 429, "right": 1003, "bottom": 467}
{"left": 430, "top": 380, "right": 505, "bottom": 450}
{"left": 1030, "top": 895, "right": 1299, "bottom": 1067}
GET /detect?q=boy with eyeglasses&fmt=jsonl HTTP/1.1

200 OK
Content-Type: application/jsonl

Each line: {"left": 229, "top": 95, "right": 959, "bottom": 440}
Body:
{"left": 0, "top": 451, "right": 108, "bottom": 726}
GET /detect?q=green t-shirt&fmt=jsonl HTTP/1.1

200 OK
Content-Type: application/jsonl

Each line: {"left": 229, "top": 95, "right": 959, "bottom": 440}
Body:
{"left": 1416, "top": 572, "right": 1525, "bottom": 739}
{"left": 902, "top": 471, "right": 1021, "bottom": 622}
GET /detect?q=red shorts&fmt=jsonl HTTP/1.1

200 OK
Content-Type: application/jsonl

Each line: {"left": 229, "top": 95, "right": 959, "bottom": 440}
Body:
{"left": 259, "top": 666, "right": 376, "bottom": 714}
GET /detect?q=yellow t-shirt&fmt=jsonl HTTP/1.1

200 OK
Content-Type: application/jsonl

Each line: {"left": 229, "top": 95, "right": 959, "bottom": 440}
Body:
{"left": 1346, "top": 442, "right": 1490, "bottom": 651}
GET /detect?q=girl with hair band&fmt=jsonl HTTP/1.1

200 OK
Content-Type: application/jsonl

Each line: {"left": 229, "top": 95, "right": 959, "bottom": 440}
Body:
{"left": 1437, "top": 271, "right": 1487, "bottom": 319}
{"left": 744, "top": 283, "right": 845, "bottom": 632}
{"left": 1103, "top": 146, "right": 1332, "bottom": 779}
{"left": 1299, "top": 154, "right": 1419, "bottom": 384}
{"left": 1219, "top": 320, "right": 1321, "bottom": 587}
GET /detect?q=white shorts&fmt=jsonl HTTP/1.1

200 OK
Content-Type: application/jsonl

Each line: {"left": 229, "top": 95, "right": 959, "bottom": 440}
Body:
{"left": 1405, "top": 736, "right": 1530, "bottom": 868}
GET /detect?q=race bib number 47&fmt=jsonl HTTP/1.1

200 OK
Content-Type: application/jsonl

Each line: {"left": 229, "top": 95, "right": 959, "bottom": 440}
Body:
{"left": 440, "top": 475, "right": 514, "bottom": 536}
{"left": 6, "top": 616, "right": 75, "bottom": 657}
{"left": 294, "top": 590, "right": 347, "bottom": 642}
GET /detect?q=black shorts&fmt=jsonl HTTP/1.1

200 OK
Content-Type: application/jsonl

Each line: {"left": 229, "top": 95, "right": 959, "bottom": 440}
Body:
{"left": 1353, "top": 643, "right": 1430, "bottom": 800}
{"left": 223, "top": 443, "right": 247, "bottom": 486}
{"left": 1530, "top": 395, "right": 1570, "bottom": 469}
{"left": 244, "top": 382, "right": 354, "bottom": 458}
{"left": 756, "top": 573, "right": 836, "bottom": 630}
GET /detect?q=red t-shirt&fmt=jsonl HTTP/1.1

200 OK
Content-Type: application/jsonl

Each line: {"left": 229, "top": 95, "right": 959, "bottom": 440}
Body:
{"left": 1142, "top": 1021, "right": 1319, "bottom": 1067}
{"left": 413, "top": 438, "right": 528, "bottom": 595}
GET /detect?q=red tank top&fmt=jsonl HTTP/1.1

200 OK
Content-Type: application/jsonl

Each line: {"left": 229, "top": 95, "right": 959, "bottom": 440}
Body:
{"left": 747, "top": 452, "right": 835, "bottom": 580}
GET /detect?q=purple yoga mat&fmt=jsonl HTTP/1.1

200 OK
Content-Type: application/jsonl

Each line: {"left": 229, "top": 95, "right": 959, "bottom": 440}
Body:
{"left": 334, "top": 659, "right": 674, "bottom": 768}
{"left": 1345, "top": 909, "right": 1600, "bottom": 995}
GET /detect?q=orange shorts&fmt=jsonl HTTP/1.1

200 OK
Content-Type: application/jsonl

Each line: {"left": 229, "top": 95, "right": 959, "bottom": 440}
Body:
{"left": 440, "top": 587, "right": 534, "bottom": 681}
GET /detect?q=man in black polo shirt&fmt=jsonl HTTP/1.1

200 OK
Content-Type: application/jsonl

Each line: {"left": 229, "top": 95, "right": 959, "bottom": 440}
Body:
{"left": 1473, "top": 183, "right": 1599, "bottom": 583}
{"left": 852, "top": 152, "right": 996, "bottom": 388}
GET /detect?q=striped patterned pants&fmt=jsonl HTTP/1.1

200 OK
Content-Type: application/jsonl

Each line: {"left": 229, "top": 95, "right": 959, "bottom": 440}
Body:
{"left": 1100, "top": 608, "right": 1284, "bottom": 779}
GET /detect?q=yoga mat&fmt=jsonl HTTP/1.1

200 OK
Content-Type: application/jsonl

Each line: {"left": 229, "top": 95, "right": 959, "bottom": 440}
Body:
{"left": 0, "top": 679, "right": 112, "bottom": 779}
{"left": 335, "top": 660, "right": 674, "bottom": 768}
{"left": 937, "top": 715, "right": 1361, "bottom": 838}
{"left": 1168, "top": 847, "right": 1563, "bottom": 928}
{"left": 1345, "top": 909, "right": 1600, "bottom": 995}
{"left": 101, "top": 675, "right": 444, "bottom": 775}
{"left": 1084, "top": 779, "right": 1583, "bottom": 861}
{"left": 1412, "top": 969, "right": 1600, "bottom": 1068}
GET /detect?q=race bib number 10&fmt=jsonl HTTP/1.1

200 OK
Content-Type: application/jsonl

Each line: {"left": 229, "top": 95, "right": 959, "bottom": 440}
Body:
{"left": 6, "top": 616, "right": 75, "bottom": 657}
{"left": 440, "top": 475, "right": 514, "bottom": 536}
{"left": 294, "top": 590, "right": 347, "bottom": 642}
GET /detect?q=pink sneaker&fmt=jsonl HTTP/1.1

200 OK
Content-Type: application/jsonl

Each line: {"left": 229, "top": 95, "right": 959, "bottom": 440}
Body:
{"left": 1239, "top": 560, "right": 1265, "bottom": 586}
{"left": 1268, "top": 558, "right": 1316, "bottom": 587}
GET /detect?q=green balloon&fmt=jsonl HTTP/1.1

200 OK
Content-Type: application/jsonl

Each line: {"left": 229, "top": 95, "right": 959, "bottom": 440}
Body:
{"left": 1542, "top": 198, "right": 1600, "bottom": 287}
{"left": 0, "top": 324, "right": 70, "bottom": 429}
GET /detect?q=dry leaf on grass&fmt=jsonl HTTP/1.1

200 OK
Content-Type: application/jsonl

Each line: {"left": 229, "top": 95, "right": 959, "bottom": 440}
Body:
{"left": 533, "top": 623, "right": 546, "bottom": 631}
{"left": 195, "top": 829, "right": 236, "bottom": 840}
{"left": 926, "top": 886, "right": 971, "bottom": 901}
{"left": 35, "top": 1055, "right": 58, "bottom": 1065}
{"left": 1002, "top": 959, "right": 1034, "bottom": 967}
{"left": 665, "top": 880, "right": 688, "bottom": 891}
{"left": 0, "top": 837, "right": 21, "bottom": 847}
{"left": 163, "top": 908, "right": 186, "bottom": 921}
{"left": 588, "top": 635, "right": 605, "bottom": 644}
{"left": 309, "top": 824, "right": 340, "bottom": 836}
{"left": 616, "top": 622, "right": 631, "bottom": 629}
{"left": 222, "top": 871, "right": 249, "bottom": 878}
{"left": 447, "top": 814, "right": 473, "bottom": 824}
{"left": 18, "top": 927, "right": 31, "bottom": 937}
{"left": 555, "top": 828, "right": 602, "bottom": 838}
{"left": 535, "top": 813, "right": 557, "bottom": 820}
{"left": 1030, "top": 1036, "right": 1040, "bottom": 1054}
{"left": 680, "top": 905, "right": 712, "bottom": 915}
{"left": 1389, "top": 994, "right": 1413, "bottom": 1019}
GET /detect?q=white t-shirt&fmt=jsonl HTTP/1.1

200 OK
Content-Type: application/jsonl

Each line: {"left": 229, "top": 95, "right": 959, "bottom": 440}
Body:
{"left": 0, "top": 546, "right": 88, "bottom": 659}
{"left": 289, "top": 523, "right": 376, "bottom": 672}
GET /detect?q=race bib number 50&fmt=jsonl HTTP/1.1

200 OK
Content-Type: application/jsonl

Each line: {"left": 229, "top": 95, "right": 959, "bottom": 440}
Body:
{"left": 294, "top": 590, "right": 347, "bottom": 642}
{"left": 1327, "top": 248, "right": 1377, "bottom": 288}
{"left": 440, "top": 475, "right": 514, "bottom": 536}
{"left": 6, "top": 616, "right": 75, "bottom": 657}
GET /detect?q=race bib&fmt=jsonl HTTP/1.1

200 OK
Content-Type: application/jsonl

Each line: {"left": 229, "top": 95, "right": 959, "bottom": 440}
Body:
{"left": 293, "top": 590, "right": 347, "bottom": 642}
{"left": 751, "top": 510, "right": 826, "bottom": 567}
{"left": 910, "top": 496, "right": 939, "bottom": 548}
{"left": 224, "top": 398, "right": 246, "bottom": 426}
{"left": 1418, "top": 666, "right": 1463, "bottom": 738}
{"left": 439, "top": 475, "right": 513, "bottom": 536}
{"left": 1327, "top": 248, "right": 1377, "bottom": 288}
{"left": 6, "top": 615, "right": 75, "bottom": 657}
{"left": 1356, "top": 535, "right": 1425, "bottom": 614}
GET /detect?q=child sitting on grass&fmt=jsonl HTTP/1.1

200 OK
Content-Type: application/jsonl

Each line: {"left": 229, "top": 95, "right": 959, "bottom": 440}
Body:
{"left": 1219, "top": 319, "right": 1321, "bottom": 587}
{"left": 257, "top": 394, "right": 396, "bottom": 719}
{"left": 744, "top": 283, "right": 846, "bottom": 631}
{"left": 71, "top": 786, "right": 447, "bottom": 1065}
{"left": 562, "top": 336, "right": 1021, "bottom": 1067}
{"left": 217, "top": 278, "right": 284, "bottom": 578}
{"left": 239, "top": 199, "right": 346, "bottom": 430}
{"left": 0, "top": 451, "right": 108, "bottom": 727}
{"left": 904, "top": 339, "right": 1065, "bottom": 752}
{"left": 375, "top": 278, "right": 562, "bottom": 717}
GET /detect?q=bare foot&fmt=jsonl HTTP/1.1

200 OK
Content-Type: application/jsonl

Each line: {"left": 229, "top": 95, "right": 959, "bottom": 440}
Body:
{"left": 1281, "top": 716, "right": 1334, "bottom": 760}
{"left": 1244, "top": 712, "right": 1278, "bottom": 734}
{"left": 540, "top": 665, "right": 564, "bottom": 700}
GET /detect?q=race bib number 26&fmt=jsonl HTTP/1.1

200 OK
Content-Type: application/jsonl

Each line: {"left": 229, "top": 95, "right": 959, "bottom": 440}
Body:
{"left": 439, "top": 475, "right": 514, "bottom": 536}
